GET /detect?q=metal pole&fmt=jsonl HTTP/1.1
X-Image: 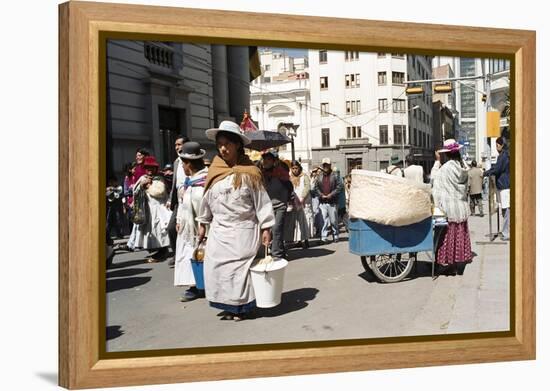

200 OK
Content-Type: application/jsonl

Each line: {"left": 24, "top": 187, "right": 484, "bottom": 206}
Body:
{"left": 291, "top": 134, "right": 295, "bottom": 162}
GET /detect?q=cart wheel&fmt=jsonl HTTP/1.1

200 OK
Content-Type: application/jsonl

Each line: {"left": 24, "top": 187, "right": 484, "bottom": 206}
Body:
{"left": 360, "top": 256, "right": 371, "bottom": 272}
{"left": 369, "top": 253, "right": 415, "bottom": 283}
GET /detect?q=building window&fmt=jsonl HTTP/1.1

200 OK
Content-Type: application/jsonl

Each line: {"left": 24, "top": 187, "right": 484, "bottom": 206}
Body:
{"left": 393, "top": 125, "right": 406, "bottom": 144}
{"left": 427, "top": 134, "right": 431, "bottom": 148}
{"left": 346, "top": 126, "right": 362, "bottom": 139}
{"left": 346, "top": 100, "right": 361, "bottom": 115}
{"left": 320, "top": 76, "right": 329, "bottom": 89}
{"left": 379, "top": 125, "right": 388, "bottom": 145}
{"left": 322, "top": 128, "right": 330, "bottom": 147}
{"left": 391, "top": 53, "right": 405, "bottom": 58}
{"left": 414, "top": 128, "right": 418, "bottom": 146}
{"left": 321, "top": 102, "right": 329, "bottom": 117}
{"left": 461, "top": 83, "right": 476, "bottom": 118}
{"left": 489, "top": 58, "right": 510, "bottom": 73}
{"left": 460, "top": 58, "right": 476, "bottom": 77}
{"left": 378, "top": 71, "right": 387, "bottom": 85}
{"left": 378, "top": 99, "right": 388, "bottom": 112}
{"left": 265, "top": 64, "right": 271, "bottom": 71}
{"left": 345, "top": 73, "right": 361, "bottom": 88}
{"left": 392, "top": 71, "right": 405, "bottom": 85}
{"left": 378, "top": 53, "right": 386, "bottom": 57}
{"left": 263, "top": 76, "right": 271, "bottom": 83}
{"left": 319, "top": 50, "right": 328, "bottom": 64}
{"left": 345, "top": 51, "right": 359, "bottom": 61}
{"left": 392, "top": 99, "right": 406, "bottom": 113}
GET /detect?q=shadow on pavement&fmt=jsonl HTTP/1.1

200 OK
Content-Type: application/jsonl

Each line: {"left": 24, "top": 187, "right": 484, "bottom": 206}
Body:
{"left": 108, "top": 259, "right": 148, "bottom": 270}
{"left": 107, "top": 276, "right": 151, "bottom": 293}
{"left": 106, "top": 267, "right": 152, "bottom": 279}
{"left": 255, "top": 288, "right": 319, "bottom": 318}
{"left": 287, "top": 248, "right": 335, "bottom": 261}
{"left": 106, "top": 325, "right": 125, "bottom": 341}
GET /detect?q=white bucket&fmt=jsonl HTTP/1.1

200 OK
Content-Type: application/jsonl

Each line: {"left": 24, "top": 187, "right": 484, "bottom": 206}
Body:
{"left": 250, "top": 258, "right": 288, "bottom": 308}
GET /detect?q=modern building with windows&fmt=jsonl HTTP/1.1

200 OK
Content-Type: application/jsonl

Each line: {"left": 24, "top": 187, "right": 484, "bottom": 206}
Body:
{"left": 433, "top": 56, "right": 510, "bottom": 164}
{"left": 106, "top": 41, "right": 254, "bottom": 179}
{"left": 308, "top": 50, "right": 434, "bottom": 174}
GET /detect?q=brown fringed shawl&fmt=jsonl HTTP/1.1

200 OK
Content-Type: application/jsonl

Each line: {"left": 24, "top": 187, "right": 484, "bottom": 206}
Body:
{"left": 204, "top": 155, "right": 264, "bottom": 193}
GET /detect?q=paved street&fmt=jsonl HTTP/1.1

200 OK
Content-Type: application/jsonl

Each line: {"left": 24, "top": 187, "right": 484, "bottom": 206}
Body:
{"left": 106, "top": 204, "right": 509, "bottom": 352}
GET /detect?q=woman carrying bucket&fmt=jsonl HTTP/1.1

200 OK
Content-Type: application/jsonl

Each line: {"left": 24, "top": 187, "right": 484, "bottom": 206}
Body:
{"left": 197, "top": 121, "right": 275, "bottom": 321}
{"left": 174, "top": 142, "right": 208, "bottom": 301}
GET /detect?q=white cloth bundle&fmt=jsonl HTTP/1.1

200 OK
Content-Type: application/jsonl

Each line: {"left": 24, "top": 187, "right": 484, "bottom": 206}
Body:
{"left": 349, "top": 169, "right": 432, "bottom": 226}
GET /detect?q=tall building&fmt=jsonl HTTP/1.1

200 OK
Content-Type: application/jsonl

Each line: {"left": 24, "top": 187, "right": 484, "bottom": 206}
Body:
{"left": 433, "top": 56, "right": 510, "bottom": 164}
{"left": 249, "top": 50, "right": 312, "bottom": 166}
{"left": 106, "top": 41, "right": 253, "bottom": 178}
{"left": 308, "top": 50, "right": 434, "bottom": 174}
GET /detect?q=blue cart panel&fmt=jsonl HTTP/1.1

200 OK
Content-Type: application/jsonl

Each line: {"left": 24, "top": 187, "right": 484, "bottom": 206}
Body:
{"left": 349, "top": 217, "right": 433, "bottom": 256}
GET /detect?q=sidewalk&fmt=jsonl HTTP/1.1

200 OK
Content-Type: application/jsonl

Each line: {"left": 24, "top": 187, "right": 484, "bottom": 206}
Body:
{"left": 406, "top": 201, "right": 510, "bottom": 335}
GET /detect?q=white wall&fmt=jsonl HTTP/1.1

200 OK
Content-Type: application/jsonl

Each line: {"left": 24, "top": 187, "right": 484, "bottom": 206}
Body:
{"left": 3, "top": 1, "right": 546, "bottom": 391}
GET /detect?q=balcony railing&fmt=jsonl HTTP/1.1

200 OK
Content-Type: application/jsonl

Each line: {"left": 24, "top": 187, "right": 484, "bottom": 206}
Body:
{"left": 144, "top": 42, "right": 175, "bottom": 69}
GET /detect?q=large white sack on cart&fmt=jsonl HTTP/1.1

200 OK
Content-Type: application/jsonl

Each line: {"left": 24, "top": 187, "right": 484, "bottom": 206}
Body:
{"left": 349, "top": 169, "right": 432, "bottom": 226}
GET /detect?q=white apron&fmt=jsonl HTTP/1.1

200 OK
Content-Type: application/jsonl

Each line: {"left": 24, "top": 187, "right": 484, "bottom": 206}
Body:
{"left": 197, "top": 174, "right": 275, "bottom": 307}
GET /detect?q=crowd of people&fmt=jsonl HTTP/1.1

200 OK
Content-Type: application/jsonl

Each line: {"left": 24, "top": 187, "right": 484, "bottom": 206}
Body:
{"left": 106, "top": 117, "right": 510, "bottom": 319}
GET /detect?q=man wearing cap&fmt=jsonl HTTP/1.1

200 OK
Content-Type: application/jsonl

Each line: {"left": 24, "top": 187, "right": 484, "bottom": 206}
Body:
{"left": 313, "top": 158, "right": 343, "bottom": 243}
{"left": 262, "top": 149, "right": 293, "bottom": 258}
{"left": 166, "top": 135, "right": 189, "bottom": 265}
{"left": 383, "top": 155, "right": 404, "bottom": 177}
{"left": 484, "top": 137, "right": 510, "bottom": 240}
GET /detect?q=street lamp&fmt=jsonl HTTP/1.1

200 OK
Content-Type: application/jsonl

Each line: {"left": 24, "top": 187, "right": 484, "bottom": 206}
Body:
{"left": 282, "top": 122, "right": 299, "bottom": 162}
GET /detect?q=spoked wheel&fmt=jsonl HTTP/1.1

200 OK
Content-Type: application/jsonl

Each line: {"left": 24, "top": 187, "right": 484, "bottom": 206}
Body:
{"left": 367, "top": 253, "right": 416, "bottom": 283}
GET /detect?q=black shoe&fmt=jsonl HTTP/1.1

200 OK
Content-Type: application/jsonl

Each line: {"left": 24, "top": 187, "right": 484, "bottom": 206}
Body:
{"left": 302, "top": 240, "right": 309, "bottom": 249}
{"left": 180, "top": 287, "right": 204, "bottom": 302}
{"left": 167, "top": 257, "right": 175, "bottom": 267}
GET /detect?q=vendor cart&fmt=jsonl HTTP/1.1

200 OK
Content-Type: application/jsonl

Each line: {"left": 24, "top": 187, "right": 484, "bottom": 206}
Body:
{"left": 348, "top": 216, "right": 447, "bottom": 283}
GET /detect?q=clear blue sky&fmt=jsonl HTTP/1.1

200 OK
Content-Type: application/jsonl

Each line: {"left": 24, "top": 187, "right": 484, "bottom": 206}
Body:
{"left": 260, "top": 47, "right": 308, "bottom": 58}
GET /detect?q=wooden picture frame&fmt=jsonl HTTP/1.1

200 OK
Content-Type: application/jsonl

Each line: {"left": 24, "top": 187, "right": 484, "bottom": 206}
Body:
{"left": 59, "top": 1, "right": 536, "bottom": 389}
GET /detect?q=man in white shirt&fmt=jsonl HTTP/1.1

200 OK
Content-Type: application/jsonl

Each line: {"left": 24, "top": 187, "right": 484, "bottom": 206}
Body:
{"left": 403, "top": 154, "right": 425, "bottom": 184}
{"left": 167, "top": 135, "right": 189, "bottom": 265}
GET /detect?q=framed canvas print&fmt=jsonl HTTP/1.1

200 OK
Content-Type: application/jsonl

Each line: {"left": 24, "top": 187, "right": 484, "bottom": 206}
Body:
{"left": 59, "top": 1, "right": 536, "bottom": 389}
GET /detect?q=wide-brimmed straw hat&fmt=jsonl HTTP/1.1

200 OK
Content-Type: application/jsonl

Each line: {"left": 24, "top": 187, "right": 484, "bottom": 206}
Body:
{"left": 437, "top": 138, "right": 464, "bottom": 153}
{"left": 205, "top": 120, "right": 251, "bottom": 146}
{"left": 178, "top": 141, "right": 206, "bottom": 160}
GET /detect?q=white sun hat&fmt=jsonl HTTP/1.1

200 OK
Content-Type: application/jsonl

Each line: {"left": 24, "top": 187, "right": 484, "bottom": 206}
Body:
{"left": 437, "top": 138, "right": 464, "bottom": 153}
{"left": 205, "top": 120, "right": 252, "bottom": 146}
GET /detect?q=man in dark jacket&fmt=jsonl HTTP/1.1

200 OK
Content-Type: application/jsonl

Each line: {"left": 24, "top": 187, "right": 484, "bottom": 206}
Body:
{"left": 262, "top": 150, "right": 293, "bottom": 258}
{"left": 166, "top": 135, "right": 189, "bottom": 265}
{"left": 313, "top": 158, "right": 343, "bottom": 243}
{"left": 484, "top": 137, "right": 510, "bottom": 240}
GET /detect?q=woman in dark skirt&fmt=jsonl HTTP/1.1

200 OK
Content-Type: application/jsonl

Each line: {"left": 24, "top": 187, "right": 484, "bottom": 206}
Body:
{"left": 432, "top": 139, "right": 473, "bottom": 272}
